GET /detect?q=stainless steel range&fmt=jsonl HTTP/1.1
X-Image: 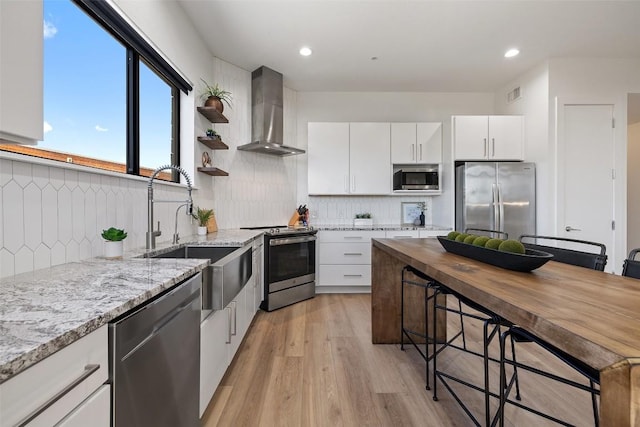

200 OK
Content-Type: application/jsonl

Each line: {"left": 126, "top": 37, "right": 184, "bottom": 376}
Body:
{"left": 242, "top": 226, "right": 317, "bottom": 311}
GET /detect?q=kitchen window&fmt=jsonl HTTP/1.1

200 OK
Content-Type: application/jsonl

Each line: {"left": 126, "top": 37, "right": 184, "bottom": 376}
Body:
{"left": 0, "top": 0, "right": 190, "bottom": 182}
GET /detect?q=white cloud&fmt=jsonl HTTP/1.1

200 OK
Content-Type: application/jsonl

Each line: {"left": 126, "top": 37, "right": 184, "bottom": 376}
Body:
{"left": 43, "top": 121, "right": 52, "bottom": 134}
{"left": 43, "top": 21, "right": 57, "bottom": 39}
{"left": 95, "top": 125, "right": 108, "bottom": 132}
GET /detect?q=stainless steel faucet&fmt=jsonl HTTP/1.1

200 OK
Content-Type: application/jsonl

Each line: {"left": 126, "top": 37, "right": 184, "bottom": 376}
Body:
{"left": 147, "top": 165, "right": 193, "bottom": 250}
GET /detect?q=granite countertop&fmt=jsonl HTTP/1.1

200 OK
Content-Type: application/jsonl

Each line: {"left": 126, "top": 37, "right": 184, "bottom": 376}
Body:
{"left": 0, "top": 228, "right": 264, "bottom": 384}
{"left": 312, "top": 224, "right": 452, "bottom": 231}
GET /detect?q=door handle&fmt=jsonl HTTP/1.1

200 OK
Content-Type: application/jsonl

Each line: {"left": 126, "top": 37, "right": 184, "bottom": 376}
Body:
{"left": 492, "top": 138, "right": 496, "bottom": 157}
{"left": 483, "top": 138, "right": 487, "bottom": 157}
{"left": 565, "top": 226, "right": 582, "bottom": 232}
{"left": 419, "top": 144, "right": 423, "bottom": 161}
{"left": 411, "top": 143, "right": 415, "bottom": 160}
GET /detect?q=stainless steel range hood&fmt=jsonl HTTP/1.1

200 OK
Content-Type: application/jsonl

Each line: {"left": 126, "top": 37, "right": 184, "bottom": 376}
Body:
{"left": 237, "top": 66, "right": 305, "bottom": 156}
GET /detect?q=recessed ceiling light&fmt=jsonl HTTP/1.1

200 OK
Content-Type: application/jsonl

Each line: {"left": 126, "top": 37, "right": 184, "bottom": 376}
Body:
{"left": 299, "top": 47, "right": 312, "bottom": 57}
{"left": 504, "top": 48, "right": 520, "bottom": 58}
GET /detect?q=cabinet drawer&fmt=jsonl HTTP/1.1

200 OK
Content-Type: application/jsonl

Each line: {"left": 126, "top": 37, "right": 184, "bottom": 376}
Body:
{"left": 0, "top": 326, "right": 108, "bottom": 427}
{"left": 318, "top": 230, "right": 385, "bottom": 243}
{"left": 319, "top": 242, "right": 371, "bottom": 264}
{"left": 57, "top": 385, "right": 110, "bottom": 427}
{"left": 319, "top": 265, "right": 371, "bottom": 286}
{"left": 419, "top": 230, "right": 449, "bottom": 238}
{"left": 385, "top": 230, "right": 420, "bottom": 239}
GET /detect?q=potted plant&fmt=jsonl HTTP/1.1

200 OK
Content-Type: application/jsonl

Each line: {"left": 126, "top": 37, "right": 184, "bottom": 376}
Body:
{"left": 200, "top": 79, "right": 232, "bottom": 113}
{"left": 102, "top": 227, "right": 127, "bottom": 259}
{"left": 206, "top": 128, "right": 220, "bottom": 139}
{"left": 192, "top": 207, "right": 214, "bottom": 235}
{"left": 354, "top": 213, "right": 373, "bottom": 227}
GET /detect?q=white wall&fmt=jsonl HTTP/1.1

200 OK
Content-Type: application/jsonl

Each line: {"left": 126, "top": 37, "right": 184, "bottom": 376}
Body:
{"left": 494, "top": 61, "right": 551, "bottom": 235}
{"left": 628, "top": 121, "right": 640, "bottom": 252}
{"left": 295, "top": 91, "right": 495, "bottom": 226}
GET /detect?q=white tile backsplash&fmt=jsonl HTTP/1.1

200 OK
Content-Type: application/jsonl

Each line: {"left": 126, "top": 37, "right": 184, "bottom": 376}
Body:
{"left": 0, "top": 156, "right": 202, "bottom": 278}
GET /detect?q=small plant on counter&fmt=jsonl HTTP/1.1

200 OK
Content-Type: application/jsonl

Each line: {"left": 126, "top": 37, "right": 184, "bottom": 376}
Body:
{"left": 355, "top": 213, "right": 372, "bottom": 219}
{"left": 101, "top": 227, "right": 127, "bottom": 241}
{"left": 192, "top": 207, "right": 214, "bottom": 227}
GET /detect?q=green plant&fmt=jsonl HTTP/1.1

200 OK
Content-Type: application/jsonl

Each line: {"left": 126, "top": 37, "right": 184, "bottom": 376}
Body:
{"left": 206, "top": 128, "right": 220, "bottom": 138}
{"left": 355, "top": 213, "right": 371, "bottom": 219}
{"left": 101, "top": 227, "right": 127, "bottom": 242}
{"left": 200, "top": 79, "right": 232, "bottom": 107}
{"left": 192, "top": 206, "right": 214, "bottom": 227}
{"left": 417, "top": 201, "right": 427, "bottom": 212}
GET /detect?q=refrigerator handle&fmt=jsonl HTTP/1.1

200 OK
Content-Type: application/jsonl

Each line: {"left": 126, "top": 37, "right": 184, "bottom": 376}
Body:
{"left": 492, "top": 183, "right": 500, "bottom": 231}
{"left": 497, "top": 184, "right": 505, "bottom": 232}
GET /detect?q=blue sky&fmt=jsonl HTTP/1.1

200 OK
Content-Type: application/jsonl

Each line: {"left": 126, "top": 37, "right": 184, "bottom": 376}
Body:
{"left": 42, "top": 0, "right": 172, "bottom": 170}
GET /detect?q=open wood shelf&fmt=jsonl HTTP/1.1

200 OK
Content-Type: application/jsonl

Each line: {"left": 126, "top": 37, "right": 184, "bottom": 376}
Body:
{"left": 197, "top": 167, "right": 229, "bottom": 176}
{"left": 197, "top": 136, "right": 229, "bottom": 150}
{"left": 197, "top": 107, "right": 229, "bottom": 123}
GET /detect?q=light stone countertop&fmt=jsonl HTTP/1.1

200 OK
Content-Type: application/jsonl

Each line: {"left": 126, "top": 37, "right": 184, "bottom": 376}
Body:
{"left": 0, "top": 228, "right": 264, "bottom": 384}
{"left": 312, "top": 224, "right": 452, "bottom": 232}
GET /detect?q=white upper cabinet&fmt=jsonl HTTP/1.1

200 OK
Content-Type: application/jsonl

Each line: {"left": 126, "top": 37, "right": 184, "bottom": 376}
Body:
{"left": 453, "top": 115, "right": 523, "bottom": 161}
{"left": 391, "top": 122, "right": 442, "bottom": 164}
{"left": 417, "top": 122, "right": 442, "bottom": 163}
{"left": 308, "top": 122, "right": 350, "bottom": 195}
{"left": 308, "top": 122, "right": 391, "bottom": 195}
{"left": 0, "top": 0, "right": 43, "bottom": 144}
{"left": 349, "top": 122, "right": 391, "bottom": 194}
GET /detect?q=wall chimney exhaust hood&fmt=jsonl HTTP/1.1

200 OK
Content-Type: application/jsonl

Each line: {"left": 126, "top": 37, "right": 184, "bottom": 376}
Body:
{"left": 237, "top": 66, "right": 305, "bottom": 157}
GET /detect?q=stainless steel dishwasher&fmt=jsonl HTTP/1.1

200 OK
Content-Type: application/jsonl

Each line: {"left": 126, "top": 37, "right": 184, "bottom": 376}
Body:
{"left": 109, "top": 272, "right": 201, "bottom": 427}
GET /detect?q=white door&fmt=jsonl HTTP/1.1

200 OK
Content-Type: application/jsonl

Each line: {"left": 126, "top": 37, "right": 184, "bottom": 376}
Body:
{"left": 559, "top": 104, "right": 615, "bottom": 271}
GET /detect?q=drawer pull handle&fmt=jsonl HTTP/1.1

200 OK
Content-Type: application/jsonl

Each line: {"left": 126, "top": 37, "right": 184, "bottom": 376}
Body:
{"left": 343, "top": 236, "right": 363, "bottom": 240}
{"left": 17, "top": 364, "right": 101, "bottom": 427}
{"left": 344, "top": 252, "right": 363, "bottom": 256}
{"left": 344, "top": 274, "right": 363, "bottom": 277}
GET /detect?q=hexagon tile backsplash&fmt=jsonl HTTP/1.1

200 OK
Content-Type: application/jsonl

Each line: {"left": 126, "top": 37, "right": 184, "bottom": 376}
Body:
{"left": 0, "top": 157, "right": 195, "bottom": 278}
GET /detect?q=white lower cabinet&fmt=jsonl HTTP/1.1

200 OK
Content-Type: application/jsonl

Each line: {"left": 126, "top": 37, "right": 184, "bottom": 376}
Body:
{"left": 252, "top": 240, "right": 264, "bottom": 312}
{"left": 0, "top": 326, "right": 109, "bottom": 427}
{"left": 385, "top": 230, "right": 420, "bottom": 239}
{"left": 56, "top": 385, "right": 110, "bottom": 427}
{"left": 199, "top": 309, "right": 229, "bottom": 417}
{"left": 317, "top": 230, "right": 385, "bottom": 289}
{"left": 199, "top": 280, "right": 256, "bottom": 417}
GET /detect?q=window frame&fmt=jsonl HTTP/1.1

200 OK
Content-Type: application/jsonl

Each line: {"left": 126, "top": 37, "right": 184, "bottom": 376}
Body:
{"left": 0, "top": 0, "right": 192, "bottom": 182}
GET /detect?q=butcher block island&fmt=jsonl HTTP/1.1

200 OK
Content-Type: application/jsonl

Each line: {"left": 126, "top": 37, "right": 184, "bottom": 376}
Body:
{"left": 371, "top": 237, "right": 640, "bottom": 427}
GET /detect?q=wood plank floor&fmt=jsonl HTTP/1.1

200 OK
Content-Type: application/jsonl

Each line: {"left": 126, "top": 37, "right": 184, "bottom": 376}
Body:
{"left": 202, "top": 294, "right": 595, "bottom": 426}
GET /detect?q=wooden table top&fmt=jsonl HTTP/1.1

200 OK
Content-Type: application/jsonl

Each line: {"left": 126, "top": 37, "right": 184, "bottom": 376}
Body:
{"left": 372, "top": 238, "right": 640, "bottom": 372}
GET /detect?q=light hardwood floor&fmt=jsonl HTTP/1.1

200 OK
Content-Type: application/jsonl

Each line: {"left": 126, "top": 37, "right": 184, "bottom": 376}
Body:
{"left": 202, "top": 294, "right": 595, "bottom": 426}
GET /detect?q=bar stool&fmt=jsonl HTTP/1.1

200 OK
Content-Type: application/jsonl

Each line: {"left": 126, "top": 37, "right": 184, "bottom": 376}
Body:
{"left": 498, "top": 235, "right": 607, "bottom": 426}
{"left": 622, "top": 248, "right": 640, "bottom": 279}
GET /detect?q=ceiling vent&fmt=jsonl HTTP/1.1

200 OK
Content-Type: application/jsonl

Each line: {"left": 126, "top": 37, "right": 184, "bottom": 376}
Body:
{"left": 506, "top": 86, "right": 522, "bottom": 103}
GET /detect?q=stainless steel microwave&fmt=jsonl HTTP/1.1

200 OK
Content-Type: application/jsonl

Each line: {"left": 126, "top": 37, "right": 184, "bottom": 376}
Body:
{"left": 393, "top": 166, "right": 440, "bottom": 191}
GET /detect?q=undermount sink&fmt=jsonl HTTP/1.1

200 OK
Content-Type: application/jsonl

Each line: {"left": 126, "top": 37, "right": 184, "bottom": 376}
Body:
{"left": 146, "top": 245, "right": 252, "bottom": 311}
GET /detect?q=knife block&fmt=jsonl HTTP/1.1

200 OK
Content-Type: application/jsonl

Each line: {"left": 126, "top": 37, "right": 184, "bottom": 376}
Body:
{"left": 288, "top": 212, "right": 300, "bottom": 227}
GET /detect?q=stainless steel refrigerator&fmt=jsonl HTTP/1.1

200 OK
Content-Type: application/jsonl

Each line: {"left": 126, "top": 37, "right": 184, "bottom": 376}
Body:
{"left": 455, "top": 162, "right": 535, "bottom": 240}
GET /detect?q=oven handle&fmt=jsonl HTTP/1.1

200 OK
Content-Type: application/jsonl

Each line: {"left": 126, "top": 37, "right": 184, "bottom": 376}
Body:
{"left": 269, "top": 235, "right": 317, "bottom": 246}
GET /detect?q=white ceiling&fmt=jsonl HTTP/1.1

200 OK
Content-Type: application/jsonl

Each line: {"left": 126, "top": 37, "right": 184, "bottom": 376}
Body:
{"left": 177, "top": 0, "right": 640, "bottom": 93}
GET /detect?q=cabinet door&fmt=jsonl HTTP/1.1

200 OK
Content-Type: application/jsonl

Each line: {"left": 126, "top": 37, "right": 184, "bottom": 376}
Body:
{"left": 308, "top": 123, "right": 350, "bottom": 194}
{"left": 489, "top": 115, "right": 523, "bottom": 160}
{"left": 349, "top": 123, "right": 391, "bottom": 194}
{"left": 0, "top": 0, "right": 43, "bottom": 144}
{"left": 391, "top": 123, "right": 417, "bottom": 164}
{"left": 417, "top": 122, "right": 442, "bottom": 163}
{"left": 453, "top": 116, "right": 489, "bottom": 160}
{"left": 200, "top": 309, "right": 230, "bottom": 417}
{"left": 56, "top": 385, "right": 110, "bottom": 427}
{"left": 253, "top": 245, "right": 263, "bottom": 311}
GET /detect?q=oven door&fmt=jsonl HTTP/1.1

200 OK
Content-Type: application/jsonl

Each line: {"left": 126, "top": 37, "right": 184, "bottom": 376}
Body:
{"left": 267, "top": 234, "right": 316, "bottom": 291}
